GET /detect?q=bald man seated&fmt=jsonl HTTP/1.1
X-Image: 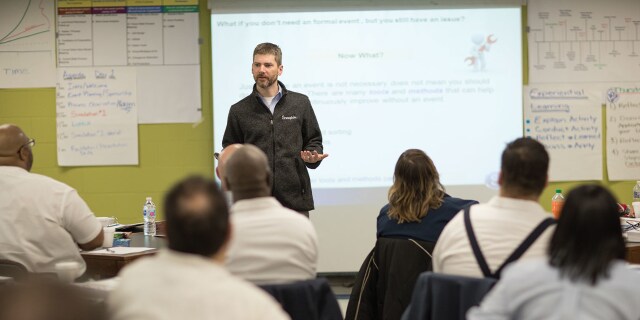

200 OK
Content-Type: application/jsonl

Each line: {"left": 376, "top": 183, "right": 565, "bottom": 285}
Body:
{"left": 0, "top": 124, "right": 103, "bottom": 279}
{"left": 223, "top": 145, "right": 319, "bottom": 284}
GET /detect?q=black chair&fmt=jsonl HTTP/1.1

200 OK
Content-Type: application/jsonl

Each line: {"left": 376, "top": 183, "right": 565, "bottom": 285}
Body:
{"left": 345, "top": 237, "right": 435, "bottom": 320}
{"left": 401, "top": 272, "right": 497, "bottom": 320}
{"left": 0, "top": 259, "right": 28, "bottom": 282}
{"left": 259, "top": 277, "right": 343, "bottom": 320}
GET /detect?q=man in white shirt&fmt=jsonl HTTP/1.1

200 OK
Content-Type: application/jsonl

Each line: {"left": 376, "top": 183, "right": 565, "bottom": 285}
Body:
{"left": 433, "top": 137, "right": 555, "bottom": 278}
{"left": 0, "top": 124, "right": 103, "bottom": 279}
{"left": 223, "top": 145, "right": 319, "bottom": 284}
{"left": 109, "top": 176, "right": 289, "bottom": 320}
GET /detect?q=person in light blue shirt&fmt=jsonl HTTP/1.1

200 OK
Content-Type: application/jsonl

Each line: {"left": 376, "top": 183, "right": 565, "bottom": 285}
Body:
{"left": 468, "top": 184, "right": 640, "bottom": 320}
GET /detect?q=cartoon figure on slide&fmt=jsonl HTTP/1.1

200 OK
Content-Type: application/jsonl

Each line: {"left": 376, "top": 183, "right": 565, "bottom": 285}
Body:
{"left": 465, "top": 34, "right": 497, "bottom": 71}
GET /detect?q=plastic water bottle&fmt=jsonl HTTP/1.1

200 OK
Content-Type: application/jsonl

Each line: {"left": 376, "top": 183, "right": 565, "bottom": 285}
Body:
{"left": 634, "top": 181, "right": 640, "bottom": 203}
{"left": 143, "top": 197, "right": 156, "bottom": 236}
{"left": 551, "top": 189, "right": 565, "bottom": 219}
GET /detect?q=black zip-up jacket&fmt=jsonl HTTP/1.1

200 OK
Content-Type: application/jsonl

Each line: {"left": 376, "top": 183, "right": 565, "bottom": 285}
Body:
{"left": 222, "top": 81, "right": 324, "bottom": 211}
{"left": 345, "top": 237, "right": 436, "bottom": 320}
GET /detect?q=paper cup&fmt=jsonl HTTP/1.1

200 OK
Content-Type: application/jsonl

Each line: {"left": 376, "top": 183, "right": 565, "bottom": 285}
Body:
{"left": 102, "top": 227, "right": 116, "bottom": 248}
{"left": 96, "top": 217, "right": 115, "bottom": 228}
{"left": 55, "top": 261, "right": 80, "bottom": 283}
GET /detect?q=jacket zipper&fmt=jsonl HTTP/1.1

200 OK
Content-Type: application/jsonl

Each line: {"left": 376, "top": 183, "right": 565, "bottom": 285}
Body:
{"left": 270, "top": 116, "right": 275, "bottom": 190}
{"left": 256, "top": 95, "right": 276, "bottom": 191}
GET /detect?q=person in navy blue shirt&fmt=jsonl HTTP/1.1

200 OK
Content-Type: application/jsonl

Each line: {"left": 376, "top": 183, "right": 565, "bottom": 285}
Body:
{"left": 377, "top": 149, "right": 478, "bottom": 242}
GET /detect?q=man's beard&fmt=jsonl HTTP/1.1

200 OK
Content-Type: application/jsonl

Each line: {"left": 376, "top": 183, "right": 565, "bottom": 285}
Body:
{"left": 255, "top": 75, "right": 277, "bottom": 89}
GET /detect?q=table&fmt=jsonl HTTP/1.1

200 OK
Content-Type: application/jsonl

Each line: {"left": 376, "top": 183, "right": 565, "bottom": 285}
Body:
{"left": 81, "top": 233, "right": 166, "bottom": 279}
{"left": 626, "top": 243, "right": 640, "bottom": 264}
{"left": 81, "top": 235, "right": 640, "bottom": 278}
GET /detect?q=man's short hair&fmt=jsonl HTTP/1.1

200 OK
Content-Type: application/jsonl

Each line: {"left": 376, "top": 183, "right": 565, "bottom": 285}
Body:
{"left": 253, "top": 42, "right": 282, "bottom": 66}
{"left": 164, "top": 176, "right": 229, "bottom": 257}
{"left": 501, "top": 137, "right": 549, "bottom": 196}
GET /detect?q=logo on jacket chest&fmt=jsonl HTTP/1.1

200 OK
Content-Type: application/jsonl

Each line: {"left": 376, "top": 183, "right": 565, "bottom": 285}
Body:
{"left": 281, "top": 115, "right": 297, "bottom": 120}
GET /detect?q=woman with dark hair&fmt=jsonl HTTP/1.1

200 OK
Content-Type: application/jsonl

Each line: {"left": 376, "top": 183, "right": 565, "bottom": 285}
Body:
{"left": 377, "top": 149, "right": 477, "bottom": 242}
{"left": 468, "top": 185, "right": 640, "bottom": 320}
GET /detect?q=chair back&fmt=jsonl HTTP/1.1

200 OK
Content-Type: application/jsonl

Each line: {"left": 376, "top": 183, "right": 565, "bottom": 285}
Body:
{"left": 0, "top": 259, "right": 28, "bottom": 281}
{"left": 346, "top": 237, "right": 435, "bottom": 320}
{"left": 401, "top": 272, "right": 497, "bottom": 320}
{"left": 259, "top": 277, "right": 343, "bottom": 320}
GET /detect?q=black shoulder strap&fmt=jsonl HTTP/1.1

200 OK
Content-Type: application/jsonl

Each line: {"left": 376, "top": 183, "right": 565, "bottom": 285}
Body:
{"left": 463, "top": 205, "right": 492, "bottom": 278}
{"left": 494, "top": 217, "right": 556, "bottom": 278}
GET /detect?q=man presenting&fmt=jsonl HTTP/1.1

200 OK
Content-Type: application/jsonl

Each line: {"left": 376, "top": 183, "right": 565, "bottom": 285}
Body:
{"left": 223, "top": 43, "right": 328, "bottom": 215}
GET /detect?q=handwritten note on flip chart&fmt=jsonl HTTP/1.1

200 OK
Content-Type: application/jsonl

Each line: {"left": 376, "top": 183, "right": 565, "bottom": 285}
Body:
{"left": 56, "top": 68, "right": 138, "bottom": 166}
{"left": 524, "top": 84, "right": 603, "bottom": 181}
{"left": 606, "top": 85, "right": 640, "bottom": 180}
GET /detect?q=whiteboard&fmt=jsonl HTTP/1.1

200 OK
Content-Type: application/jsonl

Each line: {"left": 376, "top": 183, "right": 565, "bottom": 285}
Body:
{"left": 212, "top": 7, "right": 521, "bottom": 272}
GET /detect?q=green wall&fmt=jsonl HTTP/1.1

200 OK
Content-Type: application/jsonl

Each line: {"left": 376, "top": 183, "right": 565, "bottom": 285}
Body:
{"left": 0, "top": 1, "right": 213, "bottom": 223}
{"left": 0, "top": 4, "right": 637, "bottom": 225}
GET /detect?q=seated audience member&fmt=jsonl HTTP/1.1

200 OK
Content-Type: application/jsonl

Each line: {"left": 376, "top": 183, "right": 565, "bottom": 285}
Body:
{"left": 108, "top": 176, "right": 289, "bottom": 320}
{"left": 468, "top": 185, "right": 640, "bottom": 320}
{"left": 0, "top": 124, "right": 103, "bottom": 279}
{"left": 433, "top": 137, "right": 555, "bottom": 278}
{"left": 223, "top": 145, "right": 318, "bottom": 284}
{"left": 377, "top": 149, "right": 478, "bottom": 242}
{"left": 347, "top": 149, "right": 478, "bottom": 320}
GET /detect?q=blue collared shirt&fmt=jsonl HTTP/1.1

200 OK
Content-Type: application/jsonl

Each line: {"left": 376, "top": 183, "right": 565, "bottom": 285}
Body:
{"left": 259, "top": 85, "right": 283, "bottom": 114}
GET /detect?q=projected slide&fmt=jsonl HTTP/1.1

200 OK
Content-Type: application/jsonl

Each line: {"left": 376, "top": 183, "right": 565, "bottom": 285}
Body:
{"left": 212, "top": 8, "right": 522, "bottom": 190}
